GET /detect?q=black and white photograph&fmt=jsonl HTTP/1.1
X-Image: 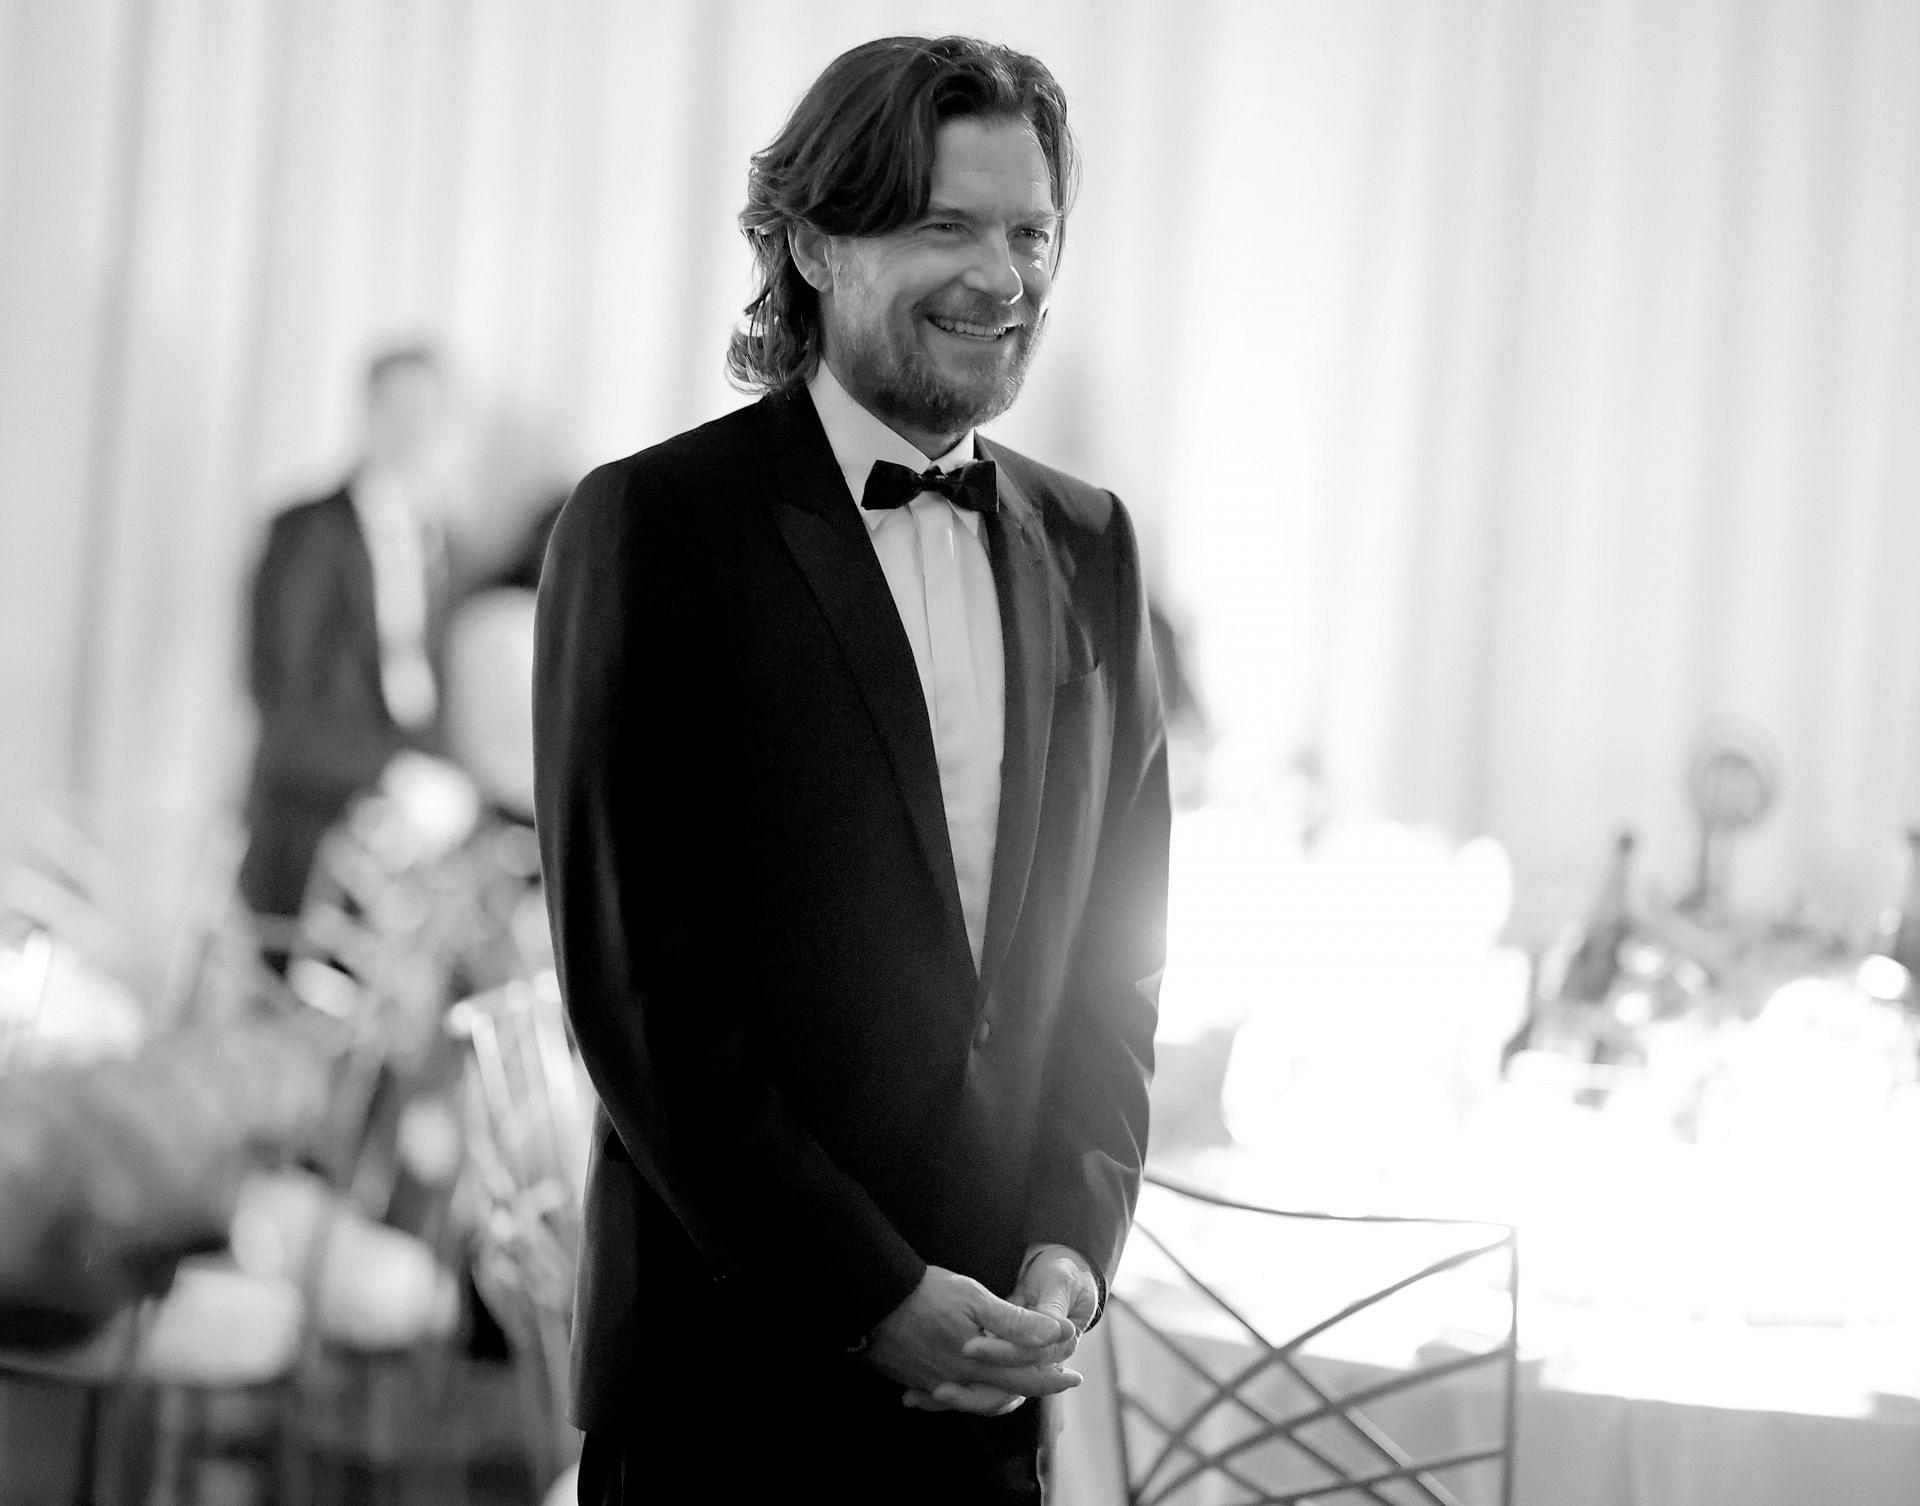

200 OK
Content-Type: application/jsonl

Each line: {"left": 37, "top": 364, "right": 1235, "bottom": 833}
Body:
{"left": 2, "top": 3, "right": 1919, "bottom": 1503}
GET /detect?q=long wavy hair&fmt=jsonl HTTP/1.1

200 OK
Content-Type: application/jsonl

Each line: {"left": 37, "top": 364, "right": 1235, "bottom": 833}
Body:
{"left": 726, "top": 36, "right": 1079, "bottom": 394}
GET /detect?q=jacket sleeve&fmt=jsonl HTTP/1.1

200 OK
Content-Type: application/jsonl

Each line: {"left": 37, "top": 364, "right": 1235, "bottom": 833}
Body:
{"left": 248, "top": 509, "right": 402, "bottom": 806}
{"left": 533, "top": 463, "right": 927, "bottom": 1351}
{"left": 1023, "top": 495, "right": 1170, "bottom": 1312}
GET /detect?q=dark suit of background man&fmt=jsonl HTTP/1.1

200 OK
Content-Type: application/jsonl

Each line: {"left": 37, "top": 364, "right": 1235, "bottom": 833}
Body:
{"left": 239, "top": 346, "right": 460, "bottom": 929}
{"left": 535, "top": 35, "right": 1171, "bottom": 1504}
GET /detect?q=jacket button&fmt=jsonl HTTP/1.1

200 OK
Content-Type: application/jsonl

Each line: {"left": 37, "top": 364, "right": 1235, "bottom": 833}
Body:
{"left": 973, "top": 1016, "right": 992, "bottom": 1049}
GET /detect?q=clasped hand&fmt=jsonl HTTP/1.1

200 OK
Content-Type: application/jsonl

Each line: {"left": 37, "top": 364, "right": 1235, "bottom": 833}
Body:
{"left": 866, "top": 1251, "right": 1097, "bottom": 1417}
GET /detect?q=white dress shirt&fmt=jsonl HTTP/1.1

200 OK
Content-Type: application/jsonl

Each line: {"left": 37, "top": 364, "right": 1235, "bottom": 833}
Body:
{"left": 808, "top": 363, "right": 1005, "bottom": 970}
{"left": 350, "top": 470, "right": 441, "bottom": 730}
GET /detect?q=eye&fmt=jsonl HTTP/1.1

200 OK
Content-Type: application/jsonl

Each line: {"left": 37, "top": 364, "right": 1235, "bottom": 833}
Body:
{"left": 1014, "top": 226, "right": 1054, "bottom": 249}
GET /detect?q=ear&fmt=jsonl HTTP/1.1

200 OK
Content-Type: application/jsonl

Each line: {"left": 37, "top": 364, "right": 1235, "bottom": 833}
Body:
{"left": 788, "top": 223, "right": 835, "bottom": 293}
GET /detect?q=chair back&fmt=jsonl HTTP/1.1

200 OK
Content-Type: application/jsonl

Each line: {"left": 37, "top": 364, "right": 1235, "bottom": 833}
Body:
{"left": 288, "top": 798, "right": 457, "bottom": 1042}
{"left": 444, "top": 970, "right": 587, "bottom": 1486}
{"left": 276, "top": 793, "right": 477, "bottom": 1192}
{"left": 1107, "top": 1171, "right": 1518, "bottom": 1506}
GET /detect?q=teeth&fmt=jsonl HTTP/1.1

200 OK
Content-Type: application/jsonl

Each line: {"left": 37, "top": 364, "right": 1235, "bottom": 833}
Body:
{"left": 929, "top": 315, "right": 1009, "bottom": 339}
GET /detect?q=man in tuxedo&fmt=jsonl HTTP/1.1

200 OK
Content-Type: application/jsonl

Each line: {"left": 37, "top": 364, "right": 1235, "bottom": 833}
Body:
{"left": 239, "top": 345, "right": 463, "bottom": 931}
{"left": 535, "top": 35, "right": 1170, "bottom": 1502}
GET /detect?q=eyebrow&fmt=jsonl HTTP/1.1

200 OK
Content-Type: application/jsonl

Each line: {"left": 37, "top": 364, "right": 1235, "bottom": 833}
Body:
{"left": 922, "top": 202, "right": 1060, "bottom": 227}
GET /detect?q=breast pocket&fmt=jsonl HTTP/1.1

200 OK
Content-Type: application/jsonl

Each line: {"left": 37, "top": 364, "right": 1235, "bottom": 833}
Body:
{"left": 1045, "top": 661, "right": 1112, "bottom": 825}
{"left": 1050, "top": 653, "right": 1110, "bottom": 740}
{"left": 1027, "top": 661, "right": 1114, "bottom": 947}
{"left": 1053, "top": 620, "right": 1100, "bottom": 687}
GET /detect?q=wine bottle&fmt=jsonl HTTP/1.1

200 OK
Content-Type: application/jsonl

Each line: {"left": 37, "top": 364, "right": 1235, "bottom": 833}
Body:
{"left": 1560, "top": 829, "right": 1635, "bottom": 1004}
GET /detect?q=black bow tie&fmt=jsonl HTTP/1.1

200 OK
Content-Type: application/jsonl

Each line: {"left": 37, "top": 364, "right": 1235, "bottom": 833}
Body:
{"left": 860, "top": 458, "right": 998, "bottom": 515}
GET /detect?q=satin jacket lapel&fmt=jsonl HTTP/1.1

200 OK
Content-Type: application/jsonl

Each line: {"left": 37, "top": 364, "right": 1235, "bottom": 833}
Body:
{"left": 976, "top": 446, "right": 1057, "bottom": 1001}
{"left": 757, "top": 391, "right": 967, "bottom": 939}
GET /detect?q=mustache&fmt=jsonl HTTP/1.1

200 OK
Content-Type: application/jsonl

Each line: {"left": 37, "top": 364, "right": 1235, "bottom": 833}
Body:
{"left": 921, "top": 301, "right": 1040, "bottom": 331}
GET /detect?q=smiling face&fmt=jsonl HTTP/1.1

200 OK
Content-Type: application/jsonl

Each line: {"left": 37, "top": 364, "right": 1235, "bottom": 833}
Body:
{"left": 797, "top": 115, "right": 1059, "bottom": 457}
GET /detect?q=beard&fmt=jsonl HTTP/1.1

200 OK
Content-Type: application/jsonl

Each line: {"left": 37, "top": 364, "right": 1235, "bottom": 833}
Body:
{"left": 832, "top": 301, "right": 1045, "bottom": 443}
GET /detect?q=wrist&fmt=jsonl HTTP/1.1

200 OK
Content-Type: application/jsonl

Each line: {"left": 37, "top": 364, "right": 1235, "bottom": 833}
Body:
{"left": 1021, "top": 1242, "right": 1089, "bottom": 1283}
{"left": 850, "top": 1260, "right": 928, "bottom": 1356}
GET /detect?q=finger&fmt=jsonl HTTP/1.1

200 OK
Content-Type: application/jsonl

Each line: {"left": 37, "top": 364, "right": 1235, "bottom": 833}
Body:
{"left": 960, "top": 1331, "right": 1078, "bottom": 1367}
{"left": 959, "top": 1335, "right": 1073, "bottom": 1366}
{"left": 1031, "top": 1282, "right": 1076, "bottom": 1332}
{"left": 1026, "top": 1261, "right": 1096, "bottom": 1335}
{"left": 952, "top": 1362, "right": 1083, "bottom": 1399}
{"left": 970, "top": 1291, "right": 1075, "bottom": 1347}
{"left": 929, "top": 1382, "right": 1028, "bottom": 1417}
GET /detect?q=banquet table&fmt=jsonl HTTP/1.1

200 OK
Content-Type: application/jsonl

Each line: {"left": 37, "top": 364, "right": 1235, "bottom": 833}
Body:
{"left": 1051, "top": 1172, "right": 1920, "bottom": 1506}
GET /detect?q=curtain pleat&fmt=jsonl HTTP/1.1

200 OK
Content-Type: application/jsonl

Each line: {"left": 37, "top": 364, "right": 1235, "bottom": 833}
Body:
{"left": 2, "top": 0, "right": 1918, "bottom": 968}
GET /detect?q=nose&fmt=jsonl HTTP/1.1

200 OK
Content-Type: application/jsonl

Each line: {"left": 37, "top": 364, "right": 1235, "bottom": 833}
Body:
{"left": 961, "top": 231, "right": 1026, "bottom": 305}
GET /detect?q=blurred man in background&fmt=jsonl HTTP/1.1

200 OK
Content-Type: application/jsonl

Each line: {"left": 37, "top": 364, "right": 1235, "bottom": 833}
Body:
{"left": 535, "top": 34, "right": 1170, "bottom": 1504}
{"left": 238, "top": 345, "right": 472, "bottom": 942}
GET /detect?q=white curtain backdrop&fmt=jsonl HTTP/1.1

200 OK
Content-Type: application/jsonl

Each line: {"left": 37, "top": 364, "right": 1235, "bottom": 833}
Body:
{"left": 3, "top": 0, "right": 1918, "bottom": 976}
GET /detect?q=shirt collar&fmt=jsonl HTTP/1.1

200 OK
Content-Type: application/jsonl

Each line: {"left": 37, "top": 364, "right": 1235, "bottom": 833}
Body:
{"left": 350, "top": 464, "right": 429, "bottom": 528}
{"left": 808, "top": 362, "right": 979, "bottom": 532}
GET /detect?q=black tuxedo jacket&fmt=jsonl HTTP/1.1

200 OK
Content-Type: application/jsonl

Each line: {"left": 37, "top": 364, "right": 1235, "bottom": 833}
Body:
{"left": 239, "top": 487, "right": 450, "bottom": 917}
{"left": 533, "top": 387, "right": 1170, "bottom": 1432}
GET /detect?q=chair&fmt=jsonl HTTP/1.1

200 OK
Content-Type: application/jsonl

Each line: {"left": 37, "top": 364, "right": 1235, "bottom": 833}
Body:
{"left": 1104, "top": 1171, "right": 1519, "bottom": 1506}
{"left": 282, "top": 792, "right": 486, "bottom": 1212}
{"left": 444, "top": 970, "right": 589, "bottom": 1494}
{"left": 0, "top": 790, "right": 522, "bottom": 1504}
{"left": 267, "top": 800, "right": 493, "bottom": 1505}
{"left": 0, "top": 813, "right": 315, "bottom": 1506}
{"left": 0, "top": 794, "right": 479, "bottom": 1506}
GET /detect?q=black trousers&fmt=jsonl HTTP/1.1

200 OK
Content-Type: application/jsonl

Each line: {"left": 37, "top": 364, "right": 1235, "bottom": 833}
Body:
{"left": 576, "top": 1378, "right": 1054, "bottom": 1504}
